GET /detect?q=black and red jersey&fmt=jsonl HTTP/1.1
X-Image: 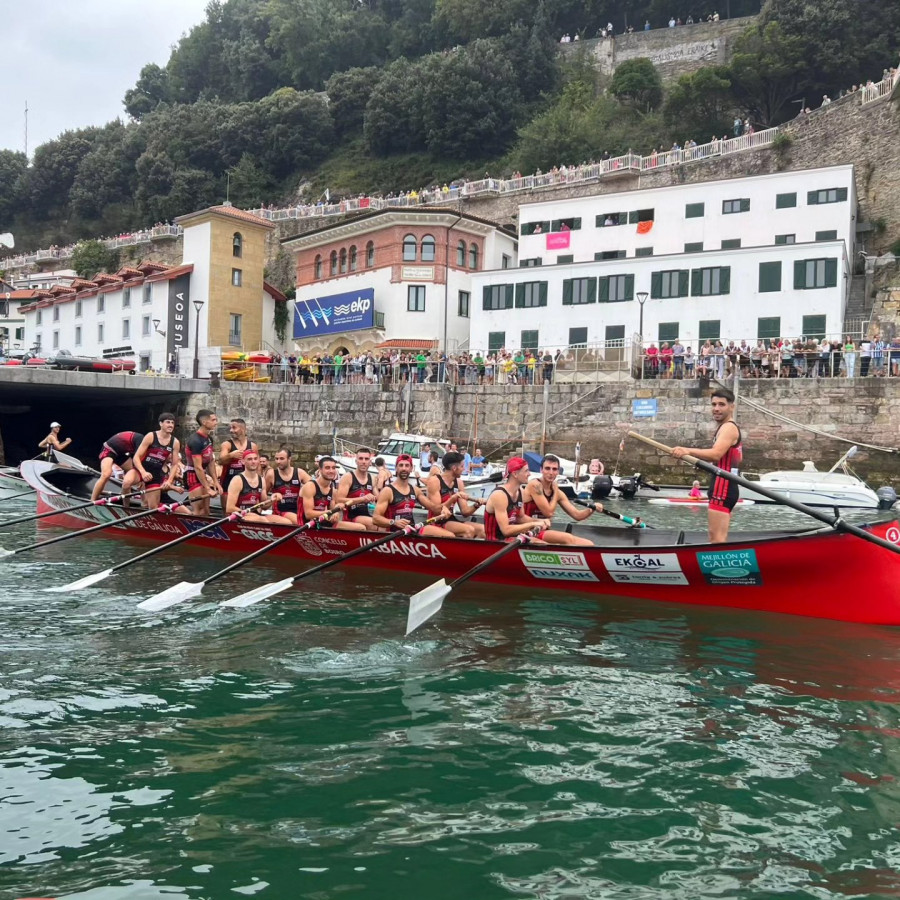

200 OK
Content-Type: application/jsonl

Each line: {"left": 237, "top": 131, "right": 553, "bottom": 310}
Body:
{"left": 235, "top": 473, "right": 263, "bottom": 509}
{"left": 273, "top": 467, "right": 303, "bottom": 514}
{"left": 299, "top": 479, "right": 333, "bottom": 525}
{"left": 484, "top": 487, "right": 521, "bottom": 542}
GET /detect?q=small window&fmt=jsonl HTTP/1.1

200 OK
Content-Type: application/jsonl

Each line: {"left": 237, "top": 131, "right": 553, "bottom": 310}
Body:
{"left": 339, "top": 248, "right": 347, "bottom": 274}
{"left": 556, "top": 255, "right": 574, "bottom": 264}
{"left": 599, "top": 274, "right": 634, "bottom": 303}
{"left": 122, "top": 319, "right": 130, "bottom": 339}
{"left": 232, "top": 268, "right": 242, "bottom": 287}
{"left": 97, "top": 296, "right": 105, "bottom": 313}
{"left": 691, "top": 266, "right": 731, "bottom": 296}
{"left": 515, "top": 282, "right": 547, "bottom": 308}
{"left": 74, "top": 325, "right": 81, "bottom": 346}
{"left": 349, "top": 246, "right": 357, "bottom": 271}
{"left": 684, "top": 242, "right": 704, "bottom": 253}
{"left": 123, "top": 287, "right": 131, "bottom": 308}
{"left": 594, "top": 250, "right": 626, "bottom": 260}
{"left": 229, "top": 313, "right": 242, "bottom": 345}
{"left": 802, "top": 314, "right": 827, "bottom": 339}
{"left": 775, "top": 192, "right": 797, "bottom": 209}
{"left": 98, "top": 322, "right": 104, "bottom": 342}
{"left": 14, "top": 327, "right": 23, "bottom": 340}
{"left": 407, "top": 285, "right": 426, "bottom": 311}
{"left": 75, "top": 299, "right": 82, "bottom": 317}
{"left": 596, "top": 212, "right": 627, "bottom": 227}
{"left": 421, "top": 235, "right": 436, "bottom": 262}
{"left": 635, "top": 247, "right": 654, "bottom": 257}
{"left": 794, "top": 258, "right": 838, "bottom": 289}
{"left": 53, "top": 306, "right": 59, "bottom": 322}
{"left": 458, "top": 290, "right": 470, "bottom": 318}
{"left": 143, "top": 284, "right": 152, "bottom": 304}
{"left": 142, "top": 315, "right": 151, "bottom": 336}
{"left": 483, "top": 285, "right": 513, "bottom": 310}
{"left": 329, "top": 251, "right": 338, "bottom": 276}
{"left": 685, "top": 202, "right": 705, "bottom": 218}
{"left": 402, "top": 235, "right": 417, "bottom": 262}
{"left": 658, "top": 322, "right": 679, "bottom": 342}
{"left": 314, "top": 255, "right": 323, "bottom": 279}
{"left": 815, "top": 230, "right": 838, "bottom": 241}
{"left": 488, "top": 331, "right": 506, "bottom": 352}
{"left": 775, "top": 234, "right": 796, "bottom": 245}
{"left": 468, "top": 243, "right": 478, "bottom": 270}
{"left": 628, "top": 209, "right": 654, "bottom": 223}
{"left": 34, "top": 333, "right": 41, "bottom": 349}
{"left": 521, "top": 330, "right": 539, "bottom": 352}
{"left": 520, "top": 258, "right": 543, "bottom": 267}
{"left": 551, "top": 217, "right": 581, "bottom": 232}
{"left": 721, "top": 239, "right": 741, "bottom": 249}
{"left": 758, "top": 261, "right": 782, "bottom": 293}
{"left": 502, "top": 254, "right": 511, "bottom": 269}
{"left": 758, "top": 316, "right": 781, "bottom": 342}
{"left": 723, "top": 198, "right": 750, "bottom": 214}
{"left": 808, "top": 187, "right": 848, "bottom": 205}
{"left": 233, "top": 232, "right": 243, "bottom": 258}
{"left": 562, "top": 277, "right": 596, "bottom": 305}
{"left": 698, "top": 319, "right": 721, "bottom": 342}
{"left": 457, "top": 240, "right": 466, "bottom": 266}
{"left": 605, "top": 325, "right": 626, "bottom": 344}
{"left": 651, "top": 270, "right": 690, "bottom": 299}
{"left": 366, "top": 241, "right": 375, "bottom": 267}
{"left": 52, "top": 330, "right": 59, "bottom": 349}
{"left": 36, "top": 310, "right": 42, "bottom": 325}
{"left": 521, "top": 221, "right": 550, "bottom": 236}
{"left": 569, "top": 327, "right": 588, "bottom": 347}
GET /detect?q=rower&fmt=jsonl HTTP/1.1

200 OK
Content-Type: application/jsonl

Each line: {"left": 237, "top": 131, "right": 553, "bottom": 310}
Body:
{"left": 38, "top": 421, "right": 72, "bottom": 460}
{"left": 131, "top": 412, "right": 182, "bottom": 509}
{"left": 226, "top": 449, "right": 292, "bottom": 524}
{"left": 426, "top": 450, "right": 485, "bottom": 539}
{"left": 334, "top": 446, "right": 378, "bottom": 531}
{"left": 373, "top": 456, "right": 391, "bottom": 492}
{"left": 184, "top": 409, "right": 222, "bottom": 515}
{"left": 265, "top": 445, "right": 310, "bottom": 525}
{"left": 520, "top": 454, "right": 601, "bottom": 546}
{"left": 91, "top": 430, "right": 144, "bottom": 501}
{"left": 299, "top": 456, "right": 367, "bottom": 531}
{"left": 483, "top": 456, "right": 553, "bottom": 543}
{"left": 219, "top": 418, "right": 258, "bottom": 493}
{"left": 372, "top": 453, "right": 449, "bottom": 537}
{"left": 671, "top": 387, "right": 742, "bottom": 543}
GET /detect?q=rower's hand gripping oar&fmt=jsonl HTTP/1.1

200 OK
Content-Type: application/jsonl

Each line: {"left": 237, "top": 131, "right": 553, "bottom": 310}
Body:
{"left": 571, "top": 498, "right": 654, "bottom": 529}
{"left": 406, "top": 530, "right": 538, "bottom": 636}
{"left": 628, "top": 430, "right": 900, "bottom": 556}
{"left": 220, "top": 514, "right": 451, "bottom": 609}
{"left": 45, "top": 500, "right": 272, "bottom": 593}
{"left": 0, "top": 503, "right": 180, "bottom": 559}
{"left": 0, "top": 491, "right": 144, "bottom": 529}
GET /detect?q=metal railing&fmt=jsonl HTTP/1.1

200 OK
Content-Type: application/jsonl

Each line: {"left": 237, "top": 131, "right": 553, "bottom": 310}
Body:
{"left": 861, "top": 71, "right": 897, "bottom": 105}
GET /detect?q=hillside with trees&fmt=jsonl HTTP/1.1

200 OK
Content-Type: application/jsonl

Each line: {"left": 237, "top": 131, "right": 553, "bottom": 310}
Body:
{"left": 0, "top": 0, "right": 896, "bottom": 254}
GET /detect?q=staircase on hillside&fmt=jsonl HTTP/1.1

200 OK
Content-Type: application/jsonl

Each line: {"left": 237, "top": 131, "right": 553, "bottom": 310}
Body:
{"left": 843, "top": 274, "right": 872, "bottom": 338}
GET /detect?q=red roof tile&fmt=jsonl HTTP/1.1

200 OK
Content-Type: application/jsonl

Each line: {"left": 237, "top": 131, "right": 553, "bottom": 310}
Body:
{"left": 264, "top": 281, "right": 287, "bottom": 303}
{"left": 375, "top": 339, "right": 438, "bottom": 350}
{"left": 175, "top": 204, "right": 274, "bottom": 229}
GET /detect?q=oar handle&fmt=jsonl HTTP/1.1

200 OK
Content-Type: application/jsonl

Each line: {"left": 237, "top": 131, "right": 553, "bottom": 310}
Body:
{"left": 628, "top": 430, "right": 900, "bottom": 556}
{"left": 572, "top": 498, "right": 650, "bottom": 528}
{"left": 1, "top": 490, "right": 145, "bottom": 528}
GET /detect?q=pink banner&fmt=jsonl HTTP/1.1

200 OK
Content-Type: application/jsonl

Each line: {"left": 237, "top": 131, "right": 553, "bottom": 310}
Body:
{"left": 546, "top": 232, "right": 571, "bottom": 250}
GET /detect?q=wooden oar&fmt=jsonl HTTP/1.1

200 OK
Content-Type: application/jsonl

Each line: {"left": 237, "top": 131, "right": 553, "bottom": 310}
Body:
{"left": 0, "top": 503, "right": 180, "bottom": 558}
{"left": 406, "top": 531, "right": 535, "bottom": 635}
{"left": 220, "top": 514, "right": 450, "bottom": 609}
{"left": 628, "top": 431, "right": 900, "bottom": 557}
{"left": 572, "top": 498, "right": 654, "bottom": 529}
{"left": 0, "top": 487, "right": 36, "bottom": 502}
{"left": 137, "top": 512, "right": 334, "bottom": 611}
{"left": 0, "top": 491, "right": 144, "bottom": 529}
{"left": 46, "top": 501, "right": 272, "bottom": 593}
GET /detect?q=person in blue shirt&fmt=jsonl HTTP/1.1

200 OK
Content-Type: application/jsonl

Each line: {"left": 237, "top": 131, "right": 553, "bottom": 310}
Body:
{"left": 470, "top": 448, "right": 485, "bottom": 475}
{"left": 462, "top": 448, "right": 472, "bottom": 475}
{"left": 419, "top": 442, "right": 432, "bottom": 472}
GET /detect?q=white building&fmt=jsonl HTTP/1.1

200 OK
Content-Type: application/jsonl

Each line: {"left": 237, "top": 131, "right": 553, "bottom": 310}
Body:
{"left": 471, "top": 165, "right": 857, "bottom": 353}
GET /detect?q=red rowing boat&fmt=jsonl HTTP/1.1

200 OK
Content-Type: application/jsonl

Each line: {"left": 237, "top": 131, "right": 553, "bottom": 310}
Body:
{"left": 19, "top": 460, "right": 900, "bottom": 625}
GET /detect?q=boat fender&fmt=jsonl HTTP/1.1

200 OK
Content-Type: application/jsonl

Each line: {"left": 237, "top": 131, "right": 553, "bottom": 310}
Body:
{"left": 591, "top": 474, "right": 613, "bottom": 501}
{"left": 877, "top": 485, "right": 898, "bottom": 510}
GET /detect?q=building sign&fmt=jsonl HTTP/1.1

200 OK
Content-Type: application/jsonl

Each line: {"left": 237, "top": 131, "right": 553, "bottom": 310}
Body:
{"left": 546, "top": 232, "right": 571, "bottom": 250}
{"left": 401, "top": 266, "right": 435, "bottom": 281}
{"left": 632, "top": 398, "right": 658, "bottom": 418}
{"left": 167, "top": 274, "right": 191, "bottom": 358}
{"left": 293, "top": 288, "right": 374, "bottom": 338}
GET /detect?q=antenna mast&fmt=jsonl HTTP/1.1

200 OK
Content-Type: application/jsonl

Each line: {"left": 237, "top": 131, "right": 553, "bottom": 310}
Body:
{"left": 24, "top": 100, "right": 28, "bottom": 158}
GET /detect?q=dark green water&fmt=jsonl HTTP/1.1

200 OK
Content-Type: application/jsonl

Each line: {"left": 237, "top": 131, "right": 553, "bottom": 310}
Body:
{"left": 3, "top": 498, "right": 900, "bottom": 899}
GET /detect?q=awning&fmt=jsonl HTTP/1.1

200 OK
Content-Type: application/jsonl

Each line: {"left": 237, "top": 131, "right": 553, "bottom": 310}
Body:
{"left": 374, "top": 339, "right": 438, "bottom": 350}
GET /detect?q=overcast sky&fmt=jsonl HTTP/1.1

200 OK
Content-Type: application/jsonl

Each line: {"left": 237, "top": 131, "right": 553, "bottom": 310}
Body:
{"left": 0, "top": 0, "right": 210, "bottom": 155}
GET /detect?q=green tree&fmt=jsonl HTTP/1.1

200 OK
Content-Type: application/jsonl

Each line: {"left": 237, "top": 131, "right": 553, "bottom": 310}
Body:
{"left": 327, "top": 67, "right": 381, "bottom": 139}
{"left": 27, "top": 128, "right": 100, "bottom": 218}
{"left": 664, "top": 67, "right": 736, "bottom": 141}
{"left": 364, "top": 58, "right": 428, "bottom": 155}
{"left": 609, "top": 58, "right": 663, "bottom": 111}
{"left": 69, "top": 122, "right": 135, "bottom": 220}
{"left": 71, "top": 240, "right": 119, "bottom": 279}
{"left": 124, "top": 64, "right": 172, "bottom": 120}
{"left": 0, "top": 150, "right": 27, "bottom": 228}
{"left": 227, "top": 153, "right": 271, "bottom": 208}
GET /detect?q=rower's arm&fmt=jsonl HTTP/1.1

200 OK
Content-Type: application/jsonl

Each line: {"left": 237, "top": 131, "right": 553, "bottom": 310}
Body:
{"left": 415, "top": 484, "right": 443, "bottom": 515}
{"left": 333, "top": 472, "right": 353, "bottom": 506}
{"left": 559, "top": 493, "right": 600, "bottom": 521}
{"left": 372, "top": 486, "right": 395, "bottom": 529}
{"left": 524, "top": 482, "right": 555, "bottom": 518}
{"left": 300, "top": 482, "right": 318, "bottom": 522}
{"left": 425, "top": 474, "right": 445, "bottom": 510}
{"left": 168, "top": 440, "right": 182, "bottom": 484}
{"left": 224, "top": 478, "right": 242, "bottom": 515}
{"left": 488, "top": 494, "right": 539, "bottom": 538}
{"left": 132, "top": 433, "right": 155, "bottom": 478}
{"left": 673, "top": 421, "right": 739, "bottom": 463}
{"left": 218, "top": 440, "right": 237, "bottom": 464}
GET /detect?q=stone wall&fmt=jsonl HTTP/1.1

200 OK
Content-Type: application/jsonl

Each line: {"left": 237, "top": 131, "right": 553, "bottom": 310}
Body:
{"left": 184, "top": 378, "right": 900, "bottom": 484}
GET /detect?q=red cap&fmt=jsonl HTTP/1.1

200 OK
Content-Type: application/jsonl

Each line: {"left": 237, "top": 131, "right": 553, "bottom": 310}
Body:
{"left": 396, "top": 454, "right": 413, "bottom": 464}
{"left": 506, "top": 456, "right": 529, "bottom": 476}
{"left": 242, "top": 449, "right": 259, "bottom": 460}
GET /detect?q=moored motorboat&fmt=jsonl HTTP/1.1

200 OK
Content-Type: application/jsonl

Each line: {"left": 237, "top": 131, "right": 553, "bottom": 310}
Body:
{"left": 18, "top": 459, "right": 900, "bottom": 625}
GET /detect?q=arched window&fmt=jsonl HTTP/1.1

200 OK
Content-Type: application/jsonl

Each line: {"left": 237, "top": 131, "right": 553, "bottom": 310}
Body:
{"left": 339, "top": 248, "right": 347, "bottom": 274}
{"left": 402, "top": 234, "right": 417, "bottom": 262}
{"left": 421, "top": 235, "right": 436, "bottom": 262}
{"left": 457, "top": 240, "right": 466, "bottom": 266}
{"left": 232, "top": 232, "right": 243, "bottom": 258}
{"left": 469, "top": 243, "right": 479, "bottom": 270}
{"left": 330, "top": 250, "right": 338, "bottom": 276}
{"left": 314, "top": 254, "right": 322, "bottom": 279}
{"left": 366, "top": 241, "right": 375, "bottom": 267}
{"left": 349, "top": 245, "right": 357, "bottom": 272}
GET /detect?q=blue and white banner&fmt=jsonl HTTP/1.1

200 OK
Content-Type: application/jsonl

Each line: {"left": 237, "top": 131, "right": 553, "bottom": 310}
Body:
{"left": 293, "top": 288, "right": 375, "bottom": 338}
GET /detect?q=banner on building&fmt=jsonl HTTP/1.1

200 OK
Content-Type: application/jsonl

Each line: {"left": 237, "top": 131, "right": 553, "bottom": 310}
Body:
{"left": 167, "top": 274, "right": 191, "bottom": 357}
{"left": 293, "top": 288, "right": 374, "bottom": 339}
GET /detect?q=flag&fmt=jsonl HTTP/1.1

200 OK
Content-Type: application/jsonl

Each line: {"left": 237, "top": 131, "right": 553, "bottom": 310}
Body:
{"left": 636, "top": 220, "right": 653, "bottom": 234}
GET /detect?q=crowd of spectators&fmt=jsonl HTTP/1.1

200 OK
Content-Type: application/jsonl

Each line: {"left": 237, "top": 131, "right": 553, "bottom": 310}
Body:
{"left": 560, "top": 10, "right": 723, "bottom": 40}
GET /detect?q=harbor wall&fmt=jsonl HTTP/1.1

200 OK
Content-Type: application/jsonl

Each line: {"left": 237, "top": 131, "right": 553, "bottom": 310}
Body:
{"left": 184, "top": 378, "right": 900, "bottom": 485}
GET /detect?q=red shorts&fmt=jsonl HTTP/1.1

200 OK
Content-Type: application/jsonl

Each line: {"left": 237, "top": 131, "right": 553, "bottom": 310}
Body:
{"left": 185, "top": 470, "right": 205, "bottom": 493}
{"left": 99, "top": 446, "right": 130, "bottom": 467}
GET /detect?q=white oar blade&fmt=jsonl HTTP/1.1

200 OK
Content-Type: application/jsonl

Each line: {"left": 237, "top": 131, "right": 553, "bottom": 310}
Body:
{"left": 0, "top": 547, "right": 14, "bottom": 559}
{"left": 220, "top": 577, "right": 295, "bottom": 609}
{"left": 45, "top": 568, "right": 114, "bottom": 593}
{"left": 137, "top": 581, "right": 204, "bottom": 611}
{"left": 406, "top": 580, "right": 451, "bottom": 635}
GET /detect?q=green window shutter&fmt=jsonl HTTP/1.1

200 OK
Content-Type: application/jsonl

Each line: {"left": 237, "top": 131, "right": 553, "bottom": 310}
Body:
{"left": 759, "top": 261, "right": 781, "bottom": 293}
{"left": 807, "top": 190, "right": 818, "bottom": 205}
{"left": 685, "top": 202, "right": 704, "bottom": 218}
{"left": 740, "top": 198, "right": 750, "bottom": 212}
{"left": 539, "top": 282, "right": 548, "bottom": 306}
{"left": 587, "top": 278, "right": 597, "bottom": 304}
{"left": 595, "top": 215, "right": 603, "bottom": 227}
{"left": 678, "top": 270, "right": 689, "bottom": 297}
{"left": 719, "top": 267, "right": 731, "bottom": 294}
{"left": 562, "top": 280, "right": 573, "bottom": 305}
{"left": 515, "top": 284, "right": 524, "bottom": 308}
{"left": 623, "top": 274, "right": 634, "bottom": 301}
{"left": 482, "top": 286, "right": 491, "bottom": 309}
{"left": 793, "top": 260, "right": 804, "bottom": 289}
{"left": 825, "top": 258, "right": 838, "bottom": 287}
{"left": 691, "top": 269, "right": 702, "bottom": 295}
{"left": 505, "top": 284, "right": 514, "bottom": 308}
{"left": 628, "top": 210, "right": 638, "bottom": 224}
{"left": 651, "top": 271, "right": 662, "bottom": 299}
{"left": 837, "top": 187, "right": 848, "bottom": 201}
{"left": 573, "top": 217, "right": 582, "bottom": 229}
{"left": 598, "top": 277, "right": 609, "bottom": 302}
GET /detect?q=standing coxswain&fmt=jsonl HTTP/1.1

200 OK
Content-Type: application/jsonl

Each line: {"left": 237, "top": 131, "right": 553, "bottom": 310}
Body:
{"left": 334, "top": 446, "right": 378, "bottom": 531}
{"left": 184, "top": 409, "right": 222, "bottom": 515}
{"left": 520, "top": 454, "right": 600, "bottom": 546}
{"left": 299, "top": 456, "right": 367, "bottom": 531}
{"left": 372, "top": 454, "right": 449, "bottom": 537}
{"left": 38, "top": 421, "right": 72, "bottom": 460}
{"left": 219, "top": 418, "right": 258, "bottom": 493}
{"left": 131, "top": 413, "right": 181, "bottom": 509}
{"left": 426, "top": 451, "right": 485, "bottom": 539}
{"left": 671, "top": 387, "right": 742, "bottom": 543}
{"left": 225, "top": 448, "right": 292, "bottom": 524}
{"left": 483, "top": 456, "right": 553, "bottom": 543}
{"left": 265, "top": 446, "right": 310, "bottom": 525}
{"left": 91, "top": 430, "right": 144, "bottom": 501}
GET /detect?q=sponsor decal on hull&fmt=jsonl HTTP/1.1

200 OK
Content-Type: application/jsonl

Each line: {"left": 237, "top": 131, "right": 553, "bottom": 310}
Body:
{"left": 696, "top": 548, "right": 762, "bottom": 585}
{"left": 361, "top": 538, "right": 446, "bottom": 560}
{"left": 601, "top": 552, "right": 688, "bottom": 585}
{"left": 181, "top": 518, "right": 230, "bottom": 541}
{"left": 519, "top": 549, "right": 599, "bottom": 582}
{"left": 237, "top": 526, "right": 278, "bottom": 542}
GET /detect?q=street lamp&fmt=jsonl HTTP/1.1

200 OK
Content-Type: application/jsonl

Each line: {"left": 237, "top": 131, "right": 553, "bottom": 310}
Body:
{"left": 192, "top": 298, "right": 205, "bottom": 379}
{"left": 636, "top": 291, "right": 648, "bottom": 340}
{"left": 152, "top": 318, "right": 165, "bottom": 336}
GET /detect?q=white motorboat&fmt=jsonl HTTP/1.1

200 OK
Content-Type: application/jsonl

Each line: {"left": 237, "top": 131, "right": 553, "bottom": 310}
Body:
{"left": 738, "top": 447, "right": 886, "bottom": 509}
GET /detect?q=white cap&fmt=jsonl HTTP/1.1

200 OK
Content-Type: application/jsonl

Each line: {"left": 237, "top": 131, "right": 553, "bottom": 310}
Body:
{"left": 50, "top": 422, "right": 61, "bottom": 428}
